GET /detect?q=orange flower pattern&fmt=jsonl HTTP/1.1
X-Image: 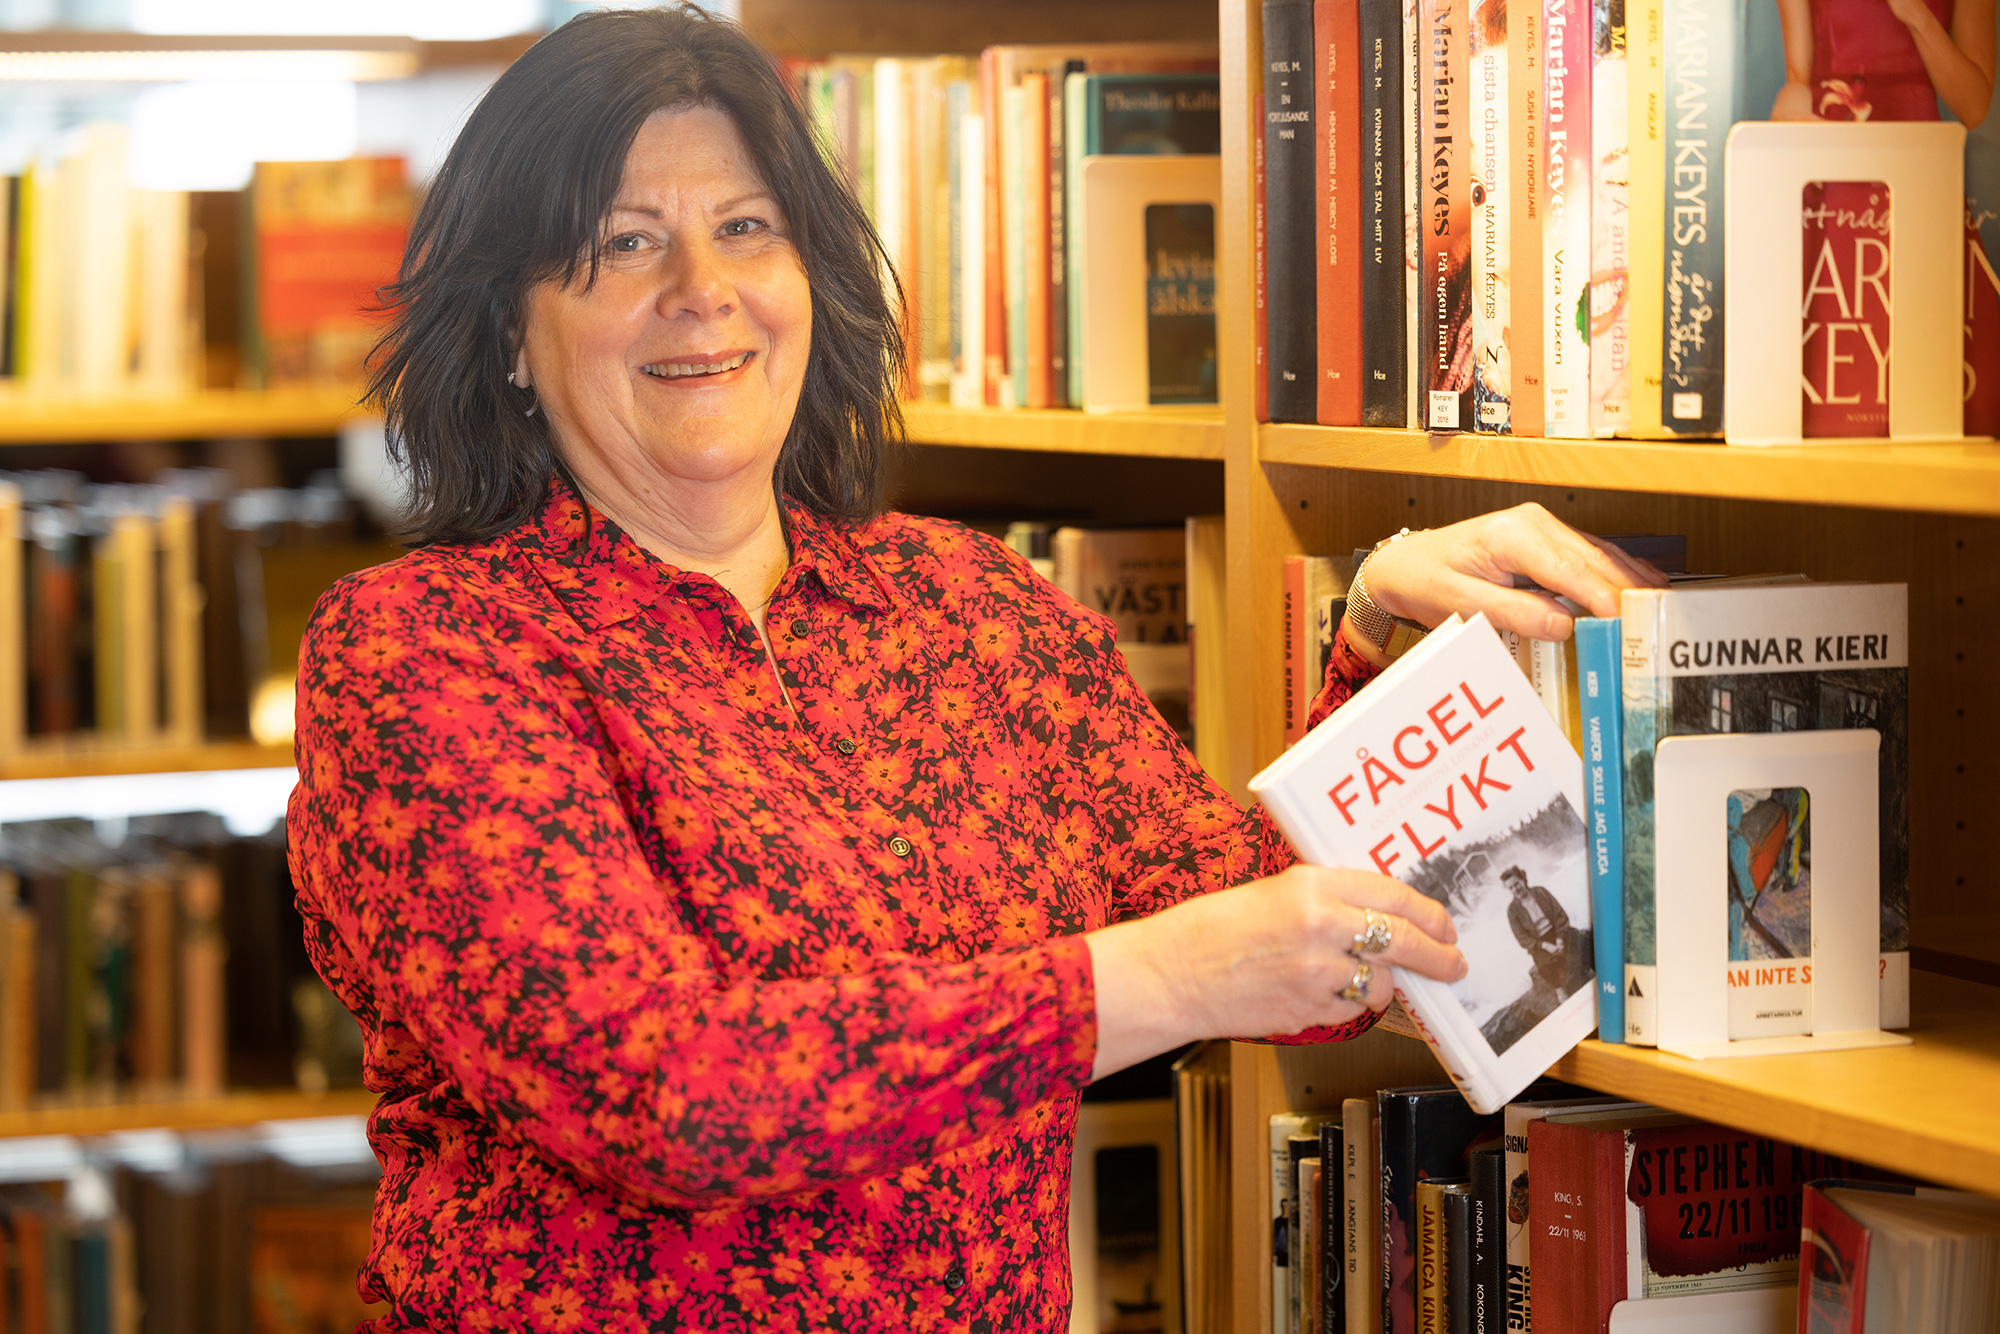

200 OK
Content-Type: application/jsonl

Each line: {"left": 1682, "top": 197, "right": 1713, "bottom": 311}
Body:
{"left": 288, "top": 480, "right": 1378, "bottom": 1332}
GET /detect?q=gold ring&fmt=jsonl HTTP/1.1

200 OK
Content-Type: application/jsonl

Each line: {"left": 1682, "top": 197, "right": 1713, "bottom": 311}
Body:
{"left": 1353, "top": 907, "right": 1394, "bottom": 956}
{"left": 1338, "top": 958, "right": 1373, "bottom": 1004}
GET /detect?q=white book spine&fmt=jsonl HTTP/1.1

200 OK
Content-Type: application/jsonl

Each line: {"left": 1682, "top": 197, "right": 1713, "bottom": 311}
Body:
{"left": 952, "top": 112, "right": 987, "bottom": 408}
{"left": 1471, "top": 0, "right": 1511, "bottom": 431}
{"left": 1403, "top": 0, "right": 1422, "bottom": 429}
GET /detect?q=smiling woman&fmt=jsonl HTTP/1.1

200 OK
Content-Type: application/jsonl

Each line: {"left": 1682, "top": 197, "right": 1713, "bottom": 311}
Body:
{"left": 288, "top": 6, "right": 1659, "bottom": 1333}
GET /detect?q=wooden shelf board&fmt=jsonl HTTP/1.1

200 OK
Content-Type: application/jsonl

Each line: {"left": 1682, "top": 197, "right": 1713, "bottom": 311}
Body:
{"left": 904, "top": 402, "right": 1225, "bottom": 460}
{"left": 0, "top": 741, "right": 293, "bottom": 782}
{"left": 0, "top": 390, "right": 366, "bottom": 444}
{"left": 0, "top": 1087, "right": 376, "bottom": 1140}
{"left": 1546, "top": 971, "right": 2000, "bottom": 1196}
{"left": 1260, "top": 423, "right": 2000, "bottom": 516}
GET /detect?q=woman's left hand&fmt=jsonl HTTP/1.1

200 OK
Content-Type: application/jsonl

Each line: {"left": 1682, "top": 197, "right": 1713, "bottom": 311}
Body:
{"left": 1356, "top": 502, "right": 1670, "bottom": 644}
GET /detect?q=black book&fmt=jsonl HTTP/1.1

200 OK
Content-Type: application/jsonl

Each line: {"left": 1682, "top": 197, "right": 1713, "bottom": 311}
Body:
{"left": 1468, "top": 1149, "right": 1505, "bottom": 1334}
{"left": 1443, "top": 1184, "right": 1474, "bottom": 1334}
{"left": 1319, "top": 1121, "right": 1346, "bottom": 1334}
{"left": 1048, "top": 62, "right": 1081, "bottom": 409}
{"left": 1357, "top": 0, "right": 1407, "bottom": 426}
{"left": 1260, "top": 0, "right": 1316, "bottom": 422}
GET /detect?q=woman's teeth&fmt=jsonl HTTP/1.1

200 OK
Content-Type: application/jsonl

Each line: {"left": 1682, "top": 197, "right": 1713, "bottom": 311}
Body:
{"left": 645, "top": 353, "right": 749, "bottom": 379}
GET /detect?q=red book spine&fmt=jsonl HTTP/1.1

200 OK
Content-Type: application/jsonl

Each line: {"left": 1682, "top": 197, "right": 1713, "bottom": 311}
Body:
{"left": 1023, "top": 72, "right": 1052, "bottom": 409}
{"left": 1526, "top": 1119, "right": 1626, "bottom": 1334}
{"left": 1255, "top": 86, "right": 1270, "bottom": 424}
{"left": 1315, "top": 0, "right": 1364, "bottom": 426}
{"left": 1418, "top": 0, "right": 1473, "bottom": 431}
{"left": 981, "top": 49, "right": 1007, "bottom": 406}
{"left": 1799, "top": 1183, "right": 1871, "bottom": 1334}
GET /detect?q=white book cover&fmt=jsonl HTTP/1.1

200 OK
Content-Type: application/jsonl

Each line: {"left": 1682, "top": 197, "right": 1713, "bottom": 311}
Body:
{"left": 952, "top": 111, "right": 987, "bottom": 408}
{"left": 1249, "top": 613, "right": 1596, "bottom": 1114}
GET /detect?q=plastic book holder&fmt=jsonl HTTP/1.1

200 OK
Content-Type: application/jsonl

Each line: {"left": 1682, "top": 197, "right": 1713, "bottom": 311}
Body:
{"left": 1652, "top": 730, "right": 1911, "bottom": 1060}
{"left": 1722, "top": 121, "right": 1965, "bottom": 446}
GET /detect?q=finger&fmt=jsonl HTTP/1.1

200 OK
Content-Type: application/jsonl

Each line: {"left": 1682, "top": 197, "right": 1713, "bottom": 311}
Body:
{"left": 1308, "top": 867, "right": 1459, "bottom": 945}
{"left": 1499, "top": 516, "right": 1641, "bottom": 619}
{"left": 1579, "top": 533, "right": 1671, "bottom": 588}
{"left": 1333, "top": 953, "right": 1395, "bottom": 1011}
{"left": 1435, "top": 571, "right": 1575, "bottom": 643}
{"left": 1364, "top": 911, "right": 1467, "bottom": 983}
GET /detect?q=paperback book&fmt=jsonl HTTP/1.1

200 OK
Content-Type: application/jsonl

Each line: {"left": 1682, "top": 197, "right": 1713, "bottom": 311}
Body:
{"left": 1251, "top": 613, "right": 1597, "bottom": 1114}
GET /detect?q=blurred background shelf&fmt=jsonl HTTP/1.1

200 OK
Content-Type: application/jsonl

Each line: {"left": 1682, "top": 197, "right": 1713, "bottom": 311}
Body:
{"left": 1260, "top": 424, "right": 2000, "bottom": 517}
{"left": 904, "top": 403, "right": 1225, "bottom": 460}
{"left": 0, "top": 390, "right": 368, "bottom": 445}
{"left": 0, "top": 1087, "right": 374, "bottom": 1141}
{"left": 0, "top": 741, "right": 293, "bottom": 782}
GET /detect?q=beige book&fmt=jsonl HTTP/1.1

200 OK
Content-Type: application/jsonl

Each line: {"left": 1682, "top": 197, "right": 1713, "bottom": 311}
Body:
{"left": 178, "top": 862, "right": 226, "bottom": 1097}
{"left": 69, "top": 123, "right": 135, "bottom": 396}
{"left": 157, "top": 496, "right": 203, "bottom": 746}
{"left": 94, "top": 511, "right": 157, "bottom": 741}
{"left": 132, "top": 190, "right": 194, "bottom": 396}
{"left": 1342, "top": 1097, "right": 1380, "bottom": 1334}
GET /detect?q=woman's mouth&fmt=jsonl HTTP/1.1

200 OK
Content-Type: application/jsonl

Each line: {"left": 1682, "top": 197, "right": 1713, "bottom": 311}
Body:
{"left": 641, "top": 351, "right": 751, "bottom": 380}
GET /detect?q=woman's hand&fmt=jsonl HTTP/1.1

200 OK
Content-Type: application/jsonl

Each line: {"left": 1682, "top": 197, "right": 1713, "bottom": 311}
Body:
{"left": 1354, "top": 503, "right": 1669, "bottom": 650}
{"left": 1085, "top": 864, "right": 1468, "bottom": 1080}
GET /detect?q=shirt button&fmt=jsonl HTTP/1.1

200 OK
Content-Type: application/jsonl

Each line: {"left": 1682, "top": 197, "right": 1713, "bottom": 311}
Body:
{"left": 835, "top": 737, "right": 858, "bottom": 756}
{"left": 791, "top": 617, "right": 811, "bottom": 638}
{"left": 888, "top": 836, "right": 913, "bottom": 858}
{"left": 943, "top": 1265, "right": 965, "bottom": 1291}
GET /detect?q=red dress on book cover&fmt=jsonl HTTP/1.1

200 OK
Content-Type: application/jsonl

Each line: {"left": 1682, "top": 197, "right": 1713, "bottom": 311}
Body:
{"left": 1800, "top": 0, "right": 2000, "bottom": 435}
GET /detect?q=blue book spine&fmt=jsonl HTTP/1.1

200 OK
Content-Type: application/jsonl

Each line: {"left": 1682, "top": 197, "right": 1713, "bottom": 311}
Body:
{"left": 1575, "top": 617, "right": 1625, "bottom": 1043}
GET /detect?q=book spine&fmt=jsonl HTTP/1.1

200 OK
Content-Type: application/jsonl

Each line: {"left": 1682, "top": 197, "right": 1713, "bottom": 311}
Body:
{"left": 1321, "top": 1121, "right": 1347, "bottom": 1334}
{"left": 1542, "top": 0, "right": 1592, "bottom": 437}
{"left": 1469, "top": 1151, "right": 1505, "bottom": 1334}
{"left": 1022, "top": 73, "right": 1052, "bottom": 409}
{"left": 0, "top": 482, "right": 19, "bottom": 756}
{"left": 1067, "top": 73, "right": 1091, "bottom": 409}
{"left": 1444, "top": 1187, "right": 1473, "bottom": 1334}
{"left": 954, "top": 106, "right": 988, "bottom": 409}
{"left": 1657, "top": 0, "right": 1732, "bottom": 435}
{"left": 1301, "top": 1154, "right": 1323, "bottom": 1334}
{"left": 128, "top": 872, "right": 175, "bottom": 1089}
{"left": 1047, "top": 71, "right": 1070, "bottom": 409}
{"left": 874, "top": 59, "right": 910, "bottom": 395}
{"left": 1266, "top": 0, "right": 1320, "bottom": 422}
{"left": 1619, "top": 588, "right": 1665, "bottom": 1045}
{"left": 1624, "top": 0, "right": 1664, "bottom": 436}
{"left": 1403, "top": 0, "right": 1422, "bottom": 429}
{"left": 179, "top": 863, "right": 225, "bottom": 1097}
{"left": 1273, "top": 1114, "right": 1310, "bottom": 1334}
{"left": 1417, "top": 0, "right": 1473, "bottom": 431}
{"left": 1469, "top": 0, "right": 1510, "bottom": 434}
{"left": 980, "top": 51, "right": 1007, "bottom": 405}
{"left": 1256, "top": 85, "right": 1272, "bottom": 422}
{"left": 1797, "top": 1184, "right": 1870, "bottom": 1334}
{"left": 1002, "top": 83, "right": 1030, "bottom": 408}
{"left": 1414, "top": 1181, "right": 1449, "bottom": 1334}
{"left": 1359, "top": 0, "right": 1407, "bottom": 425}
{"left": 1506, "top": 0, "right": 1545, "bottom": 436}
{"left": 1284, "top": 555, "right": 1308, "bottom": 747}
{"left": 1575, "top": 617, "right": 1625, "bottom": 1044}
{"left": 1588, "top": 0, "right": 1628, "bottom": 438}
{"left": 1525, "top": 1120, "right": 1625, "bottom": 1334}
{"left": 1317, "top": 0, "right": 1365, "bottom": 426}
{"left": 1344, "top": 1099, "right": 1380, "bottom": 1334}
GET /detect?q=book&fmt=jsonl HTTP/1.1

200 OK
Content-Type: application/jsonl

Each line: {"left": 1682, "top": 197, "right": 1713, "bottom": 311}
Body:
{"left": 1468, "top": 0, "right": 1510, "bottom": 434}
{"left": 1051, "top": 529, "right": 1187, "bottom": 644}
{"left": 1342, "top": 1096, "right": 1381, "bottom": 1334}
{"left": 1655, "top": 0, "right": 1734, "bottom": 435}
{"left": 1064, "top": 72, "right": 1223, "bottom": 406}
{"left": 1282, "top": 554, "right": 1355, "bottom": 747}
{"left": 1623, "top": 0, "right": 1665, "bottom": 437}
{"left": 1417, "top": 0, "right": 1473, "bottom": 431}
{"left": 1319, "top": 1121, "right": 1347, "bottom": 1334}
{"left": 1257, "top": 83, "right": 1272, "bottom": 423}
{"left": 1573, "top": 616, "right": 1624, "bottom": 1042}
{"left": 1265, "top": 0, "right": 1320, "bottom": 422}
{"left": 1588, "top": 0, "right": 1628, "bottom": 438}
{"left": 1527, "top": 1109, "right": 1681, "bottom": 1333}
{"left": 1800, "top": 1181, "right": 2000, "bottom": 1334}
{"left": 1500, "top": 1095, "right": 1643, "bottom": 1333}
{"left": 1401, "top": 0, "right": 1422, "bottom": 429}
{"left": 1186, "top": 515, "right": 1230, "bottom": 781}
{"left": 1300, "top": 1150, "right": 1325, "bottom": 1334}
{"left": 951, "top": 98, "right": 989, "bottom": 409}
{"left": 179, "top": 860, "right": 226, "bottom": 1097}
{"left": 1021, "top": 71, "right": 1052, "bottom": 408}
{"left": 1542, "top": 0, "right": 1592, "bottom": 437}
{"left": 1002, "top": 80, "right": 1031, "bottom": 407}
{"left": 1316, "top": 0, "right": 1365, "bottom": 427}
{"left": 1506, "top": 0, "right": 1546, "bottom": 436}
{"left": 1173, "top": 1042, "right": 1231, "bottom": 1334}
{"left": 1273, "top": 1112, "right": 1340, "bottom": 1334}
{"left": 0, "top": 480, "right": 18, "bottom": 755}
{"left": 1251, "top": 614, "right": 1597, "bottom": 1114}
{"left": 1046, "top": 66, "right": 1074, "bottom": 410}
{"left": 1443, "top": 1182, "right": 1475, "bottom": 1334}
{"left": 1359, "top": 0, "right": 1407, "bottom": 426}
{"left": 248, "top": 1205, "right": 385, "bottom": 1334}
{"left": 1467, "top": 1148, "right": 1504, "bottom": 1334}
{"left": 1415, "top": 1178, "right": 1468, "bottom": 1334}
{"left": 1618, "top": 581, "right": 1909, "bottom": 1046}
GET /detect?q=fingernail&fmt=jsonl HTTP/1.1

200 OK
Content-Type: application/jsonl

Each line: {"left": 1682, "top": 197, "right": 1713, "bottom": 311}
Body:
{"left": 1455, "top": 953, "right": 1470, "bottom": 980}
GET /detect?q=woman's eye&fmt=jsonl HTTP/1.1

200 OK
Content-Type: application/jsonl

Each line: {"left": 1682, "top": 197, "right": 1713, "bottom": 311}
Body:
{"left": 720, "top": 218, "right": 765, "bottom": 238}
{"left": 607, "top": 233, "right": 647, "bottom": 253}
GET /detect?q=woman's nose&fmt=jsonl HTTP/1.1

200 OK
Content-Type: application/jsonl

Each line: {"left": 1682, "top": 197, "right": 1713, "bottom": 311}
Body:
{"left": 656, "top": 236, "right": 735, "bottom": 322}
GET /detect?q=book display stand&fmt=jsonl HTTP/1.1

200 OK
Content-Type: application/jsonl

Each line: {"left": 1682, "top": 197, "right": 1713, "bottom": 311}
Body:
{"left": 1722, "top": 122, "right": 1966, "bottom": 447}
{"left": 1652, "top": 730, "right": 1911, "bottom": 1061}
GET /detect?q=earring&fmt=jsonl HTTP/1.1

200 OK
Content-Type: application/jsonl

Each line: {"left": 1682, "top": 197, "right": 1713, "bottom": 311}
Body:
{"left": 507, "top": 369, "right": 538, "bottom": 417}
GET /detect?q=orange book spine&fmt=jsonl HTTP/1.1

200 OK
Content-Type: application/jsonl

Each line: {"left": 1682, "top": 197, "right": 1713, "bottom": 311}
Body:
{"left": 129, "top": 870, "right": 176, "bottom": 1090}
{"left": 1315, "top": 0, "right": 1364, "bottom": 426}
{"left": 1022, "top": 72, "right": 1052, "bottom": 409}
{"left": 980, "top": 50, "right": 1008, "bottom": 406}
{"left": 178, "top": 863, "right": 226, "bottom": 1097}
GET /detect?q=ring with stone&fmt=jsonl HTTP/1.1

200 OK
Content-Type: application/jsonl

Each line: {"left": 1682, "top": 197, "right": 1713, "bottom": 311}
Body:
{"left": 1352, "top": 907, "right": 1394, "bottom": 956}
{"left": 1338, "top": 958, "right": 1373, "bottom": 1004}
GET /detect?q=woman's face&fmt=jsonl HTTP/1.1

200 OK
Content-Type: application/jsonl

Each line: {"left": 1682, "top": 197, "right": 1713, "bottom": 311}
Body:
{"left": 518, "top": 104, "right": 811, "bottom": 509}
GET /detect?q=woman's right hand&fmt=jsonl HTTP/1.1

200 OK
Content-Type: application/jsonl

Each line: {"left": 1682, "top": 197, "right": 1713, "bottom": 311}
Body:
{"left": 1084, "top": 864, "right": 1468, "bottom": 1081}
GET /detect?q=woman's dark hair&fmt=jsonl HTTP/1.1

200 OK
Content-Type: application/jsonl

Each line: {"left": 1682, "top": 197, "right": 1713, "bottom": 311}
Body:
{"left": 367, "top": 4, "right": 904, "bottom": 545}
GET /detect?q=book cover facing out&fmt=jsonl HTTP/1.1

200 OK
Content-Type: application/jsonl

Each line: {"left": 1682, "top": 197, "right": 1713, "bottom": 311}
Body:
{"left": 1144, "top": 204, "right": 1218, "bottom": 403}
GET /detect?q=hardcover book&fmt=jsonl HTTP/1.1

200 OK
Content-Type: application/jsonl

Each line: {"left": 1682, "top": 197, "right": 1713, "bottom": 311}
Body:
{"left": 1506, "top": 0, "right": 1547, "bottom": 437}
{"left": 1319, "top": 1120, "right": 1348, "bottom": 1334}
{"left": 1588, "top": 0, "right": 1628, "bottom": 438}
{"left": 1542, "top": 0, "right": 1592, "bottom": 437}
{"left": 1343, "top": 1096, "right": 1381, "bottom": 1334}
{"left": 1418, "top": 0, "right": 1474, "bottom": 431}
{"left": 1317, "top": 0, "right": 1366, "bottom": 426}
{"left": 1051, "top": 527, "right": 1188, "bottom": 644}
{"left": 1360, "top": 0, "right": 1409, "bottom": 426}
{"left": 1266, "top": 0, "right": 1321, "bottom": 422}
{"left": 1656, "top": 0, "right": 1735, "bottom": 435}
{"left": 1573, "top": 617, "right": 1624, "bottom": 1042}
{"left": 1467, "top": 1148, "right": 1504, "bottom": 1334}
{"left": 1500, "top": 1095, "right": 1643, "bottom": 1334}
{"left": 1469, "top": 0, "right": 1512, "bottom": 433}
{"left": 1799, "top": 1181, "right": 2000, "bottom": 1334}
{"left": 1251, "top": 614, "right": 1597, "bottom": 1114}
{"left": 1623, "top": 0, "right": 1665, "bottom": 437}
{"left": 1618, "top": 581, "right": 1909, "bottom": 1046}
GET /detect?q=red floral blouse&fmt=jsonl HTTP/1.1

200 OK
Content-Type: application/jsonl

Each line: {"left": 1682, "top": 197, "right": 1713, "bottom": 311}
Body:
{"left": 287, "top": 479, "right": 1379, "bottom": 1333}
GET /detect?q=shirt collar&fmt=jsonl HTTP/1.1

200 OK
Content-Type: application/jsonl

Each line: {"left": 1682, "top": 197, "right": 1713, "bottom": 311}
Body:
{"left": 510, "top": 475, "right": 891, "bottom": 630}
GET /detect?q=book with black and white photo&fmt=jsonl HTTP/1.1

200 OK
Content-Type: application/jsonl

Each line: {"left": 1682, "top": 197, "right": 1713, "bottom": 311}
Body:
{"left": 1250, "top": 613, "right": 1596, "bottom": 1114}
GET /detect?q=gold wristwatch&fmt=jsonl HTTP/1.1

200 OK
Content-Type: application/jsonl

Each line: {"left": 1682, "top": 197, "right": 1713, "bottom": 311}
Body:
{"left": 1347, "top": 529, "right": 1431, "bottom": 660}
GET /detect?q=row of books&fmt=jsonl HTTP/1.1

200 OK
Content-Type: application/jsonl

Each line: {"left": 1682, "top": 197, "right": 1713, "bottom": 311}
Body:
{"left": 1270, "top": 1082, "right": 1997, "bottom": 1334}
{"left": 0, "top": 813, "right": 362, "bottom": 1103}
{"left": 0, "top": 1130, "right": 380, "bottom": 1334}
{"left": 0, "top": 131, "right": 412, "bottom": 394}
{"left": 0, "top": 468, "right": 401, "bottom": 757}
{"left": 782, "top": 43, "right": 1224, "bottom": 412}
{"left": 1255, "top": 0, "right": 2000, "bottom": 438}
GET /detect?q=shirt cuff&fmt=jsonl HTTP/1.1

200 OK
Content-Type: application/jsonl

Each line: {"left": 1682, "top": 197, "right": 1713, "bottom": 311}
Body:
{"left": 1303, "top": 622, "right": 1385, "bottom": 732}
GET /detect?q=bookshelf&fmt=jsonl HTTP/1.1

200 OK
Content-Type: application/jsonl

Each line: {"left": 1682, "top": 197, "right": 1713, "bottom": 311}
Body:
{"left": 0, "top": 388, "right": 365, "bottom": 445}
{"left": 0, "top": 1088, "right": 374, "bottom": 1141}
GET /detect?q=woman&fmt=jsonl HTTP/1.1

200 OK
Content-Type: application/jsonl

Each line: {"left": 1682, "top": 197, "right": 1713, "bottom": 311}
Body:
{"left": 288, "top": 8, "right": 1662, "bottom": 1329}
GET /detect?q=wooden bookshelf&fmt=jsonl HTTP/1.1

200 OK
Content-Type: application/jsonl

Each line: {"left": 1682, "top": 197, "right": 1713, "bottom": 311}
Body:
{"left": 0, "top": 389, "right": 365, "bottom": 445}
{"left": 1261, "top": 423, "right": 2000, "bottom": 518}
{"left": 904, "top": 403, "right": 1225, "bottom": 459}
{"left": 0, "top": 1088, "right": 375, "bottom": 1140}
{"left": 0, "top": 742, "right": 293, "bottom": 783}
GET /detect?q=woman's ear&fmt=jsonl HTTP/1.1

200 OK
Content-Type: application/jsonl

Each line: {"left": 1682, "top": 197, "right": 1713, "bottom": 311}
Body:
{"left": 510, "top": 344, "right": 532, "bottom": 390}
